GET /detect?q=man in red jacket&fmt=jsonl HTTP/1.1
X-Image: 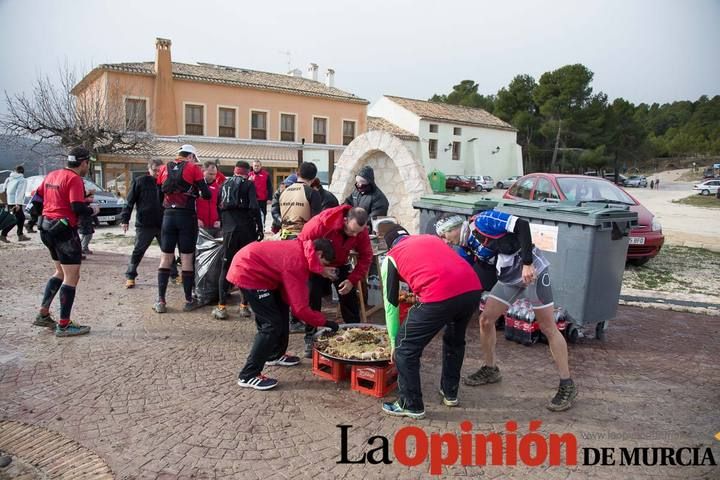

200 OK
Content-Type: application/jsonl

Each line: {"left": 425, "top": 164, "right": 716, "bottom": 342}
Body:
{"left": 380, "top": 225, "right": 482, "bottom": 419}
{"left": 196, "top": 161, "right": 222, "bottom": 235}
{"left": 227, "top": 238, "right": 340, "bottom": 390}
{"left": 249, "top": 160, "right": 273, "bottom": 227}
{"left": 297, "top": 205, "right": 372, "bottom": 357}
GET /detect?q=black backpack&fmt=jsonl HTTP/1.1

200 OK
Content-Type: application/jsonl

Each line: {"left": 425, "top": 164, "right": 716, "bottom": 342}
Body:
{"left": 161, "top": 161, "right": 192, "bottom": 194}
{"left": 219, "top": 176, "right": 249, "bottom": 210}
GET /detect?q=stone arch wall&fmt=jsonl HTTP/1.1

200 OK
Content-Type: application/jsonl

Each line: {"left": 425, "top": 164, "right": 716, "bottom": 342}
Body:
{"left": 330, "top": 131, "right": 431, "bottom": 232}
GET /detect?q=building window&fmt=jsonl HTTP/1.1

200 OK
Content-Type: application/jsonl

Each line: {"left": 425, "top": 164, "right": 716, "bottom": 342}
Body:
{"left": 125, "top": 98, "right": 147, "bottom": 132}
{"left": 280, "top": 114, "right": 295, "bottom": 141}
{"left": 428, "top": 139, "right": 437, "bottom": 159}
{"left": 251, "top": 111, "right": 267, "bottom": 140}
{"left": 429, "top": 124, "right": 438, "bottom": 133}
{"left": 313, "top": 117, "right": 327, "bottom": 144}
{"left": 218, "top": 108, "right": 236, "bottom": 138}
{"left": 343, "top": 120, "right": 356, "bottom": 145}
{"left": 452, "top": 141, "right": 461, "bottom": 160}
{"left": 453, "top": 127, "right": 462, "bottom": 136}
{"left": 185, "top": 104, "right": 204, "bottom": 135}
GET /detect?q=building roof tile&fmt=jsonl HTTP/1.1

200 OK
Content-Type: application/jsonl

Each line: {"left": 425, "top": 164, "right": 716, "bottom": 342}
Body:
{"left": 367, "top": 116, "right": 419, "bottom": 140}
{"left": 384, "top": 95, "right": 516, "bottom": 131}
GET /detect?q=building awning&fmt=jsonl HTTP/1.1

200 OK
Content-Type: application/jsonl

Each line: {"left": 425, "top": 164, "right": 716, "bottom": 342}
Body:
{"left": 98, "top": 139, "right": 344, "bottom": 168}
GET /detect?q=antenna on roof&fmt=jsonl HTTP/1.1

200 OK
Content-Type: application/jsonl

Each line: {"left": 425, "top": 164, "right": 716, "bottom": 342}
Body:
{"left": 279, "top": 50, "right": 292, "bottom": 71}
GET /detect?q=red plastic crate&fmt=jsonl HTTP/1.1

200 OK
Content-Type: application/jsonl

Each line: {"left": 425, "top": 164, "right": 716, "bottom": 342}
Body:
{"left": 351, "top": 364, "right": 398, "bottom": 398}
{"left": 312, "top": 349, "right": 350, "bottom": 382}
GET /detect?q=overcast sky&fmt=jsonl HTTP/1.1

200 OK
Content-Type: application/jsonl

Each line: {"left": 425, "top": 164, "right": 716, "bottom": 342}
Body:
{"left": 1, "top": 0, "right": 719, "bottom": 113}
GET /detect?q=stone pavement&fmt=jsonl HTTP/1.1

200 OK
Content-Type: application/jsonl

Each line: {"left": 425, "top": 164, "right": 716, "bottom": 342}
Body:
{"left": 0, "top": 246, "right": 718, "bottom": 479}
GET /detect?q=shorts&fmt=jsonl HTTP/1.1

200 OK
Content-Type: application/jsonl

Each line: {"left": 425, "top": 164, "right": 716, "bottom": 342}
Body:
{"left": 40, "top": 225, "right": 82, "bottom": 265}
{"left": 488, "top": 268, "right": 553, "bottom": 309}
{"left": 160, "top": 212, "right": 198, "bottom": 254}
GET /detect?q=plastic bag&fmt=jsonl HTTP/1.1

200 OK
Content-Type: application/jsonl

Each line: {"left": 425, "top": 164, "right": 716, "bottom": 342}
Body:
{"left": 194, "top": 228, "right": 224, "bottom": 306}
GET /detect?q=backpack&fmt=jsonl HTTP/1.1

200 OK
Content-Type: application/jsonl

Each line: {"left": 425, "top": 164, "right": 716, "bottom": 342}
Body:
{"left": 219, "top": 176, "right": 249, "bottom": 210}
{"left": 161, "top": 161, "right": 192, "bottom": 195}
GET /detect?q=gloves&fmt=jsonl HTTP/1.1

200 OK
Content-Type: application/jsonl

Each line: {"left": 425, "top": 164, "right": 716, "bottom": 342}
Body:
{"left": 324, "top": 320, "right": 340, "bottom": 333}
{"left": 256, "top": 228, "right": 264, "bottom": 242}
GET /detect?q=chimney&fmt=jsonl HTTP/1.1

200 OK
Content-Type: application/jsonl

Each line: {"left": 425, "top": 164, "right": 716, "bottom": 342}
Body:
{"left": 153, "top": 38, "right": 177, "bottom": 135}
{"left": 308, "top": 63, "right": 319, "bottom": 82}
{"left": 325, "top": 68, "right": 335, "bottom": 88}
{"left": 287, "top": 68, "right": 303, "bottom": 77}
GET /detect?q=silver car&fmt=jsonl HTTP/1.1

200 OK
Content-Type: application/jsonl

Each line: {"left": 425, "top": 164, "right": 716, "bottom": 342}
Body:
{"left": 496, "top": 175, "right": 521, "bottom": 189}
{"left": 472, "top": 176, "right": 494, "bottom": 192}
{"left": 624, "top": 175, "right": 648, "bottom": 188}
{"left": 24, "top": 175, "right": 127, "bottom": 225}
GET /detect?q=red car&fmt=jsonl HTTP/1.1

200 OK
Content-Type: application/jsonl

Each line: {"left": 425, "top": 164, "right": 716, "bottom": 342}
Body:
{"left": 503, "top": 173, "right": 664, "bottom": 265}
{"left": 445, "top": 175, "right": 476, "bottom": 192}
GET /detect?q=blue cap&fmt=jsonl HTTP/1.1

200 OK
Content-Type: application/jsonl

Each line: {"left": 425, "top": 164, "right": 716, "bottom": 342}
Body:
{"left": 283, "top": 174, "right": 298, "bottom": 186}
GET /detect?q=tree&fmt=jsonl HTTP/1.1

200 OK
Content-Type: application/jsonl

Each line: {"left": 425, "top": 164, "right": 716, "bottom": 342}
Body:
{"left": 494, "top": 74, "right": 541, "bottom": 170}
{"left": 533, "top": 64, "right": 594, "bottom": 171}
{"left": 1, "top": 64, "right": 154, "bottom": 160}
{"left": 430, "top": 80, "right": 495, "bottom": 112}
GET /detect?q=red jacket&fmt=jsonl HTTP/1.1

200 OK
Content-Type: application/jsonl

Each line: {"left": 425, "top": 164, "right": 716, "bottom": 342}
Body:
{"left": 196, "top": 177, "right": 221, "bottom": 227}
{"left": 249, "top": 168, "right": 272, "bottom": 201}
{"left": 226, "top": 239, "right": 328, "bottom": 327}
{"left": 298, "top": 205, "right": 372, "bottom": 285}
{"left": 388, "top": 235, "right": 482, "bottom": 303}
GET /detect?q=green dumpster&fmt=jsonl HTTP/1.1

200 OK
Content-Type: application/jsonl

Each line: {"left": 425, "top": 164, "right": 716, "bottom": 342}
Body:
{"left": 413, "top": 193, "right": 498, "bottom": 235}
{"left": 427, "top": 169, "right": 447, "bottom": 193}
{"left": 495, "top": 200, "right": 638, "bottom": 339}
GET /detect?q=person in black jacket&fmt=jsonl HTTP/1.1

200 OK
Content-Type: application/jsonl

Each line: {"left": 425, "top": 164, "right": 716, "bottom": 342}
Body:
{"left": 121, "top": 159, "right": 176, "bottom": 288}
{"left": 311, "top": 177, "right": 339, "bottom": 211}
{"left": 343, "top": 165, "right": 389, "bottom": 228}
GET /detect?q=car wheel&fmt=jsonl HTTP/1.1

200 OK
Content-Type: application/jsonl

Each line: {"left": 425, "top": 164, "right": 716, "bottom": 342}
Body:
{"left": 476, "top": 186, "right": 483, "bottom": 192}
{"left": 496, "top": 182, "right": 503, "bottom": 189}
{"left": 629, "top": 257, "right": 650, "bottom": 267}
{"left": 701, "top": 189, "right": 710, "bottom": 196}
{"left": 454, "top": 186, "right": 460, "bottom": 192}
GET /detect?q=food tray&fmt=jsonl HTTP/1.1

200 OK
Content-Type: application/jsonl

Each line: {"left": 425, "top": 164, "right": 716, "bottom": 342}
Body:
{"left": 313, "top": 323, "right": 391, "bottom": 366}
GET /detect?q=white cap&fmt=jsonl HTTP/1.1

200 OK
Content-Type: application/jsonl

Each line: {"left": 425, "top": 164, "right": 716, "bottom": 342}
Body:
{"left": 178, "top": 144, "right": 199, "bottom": 162}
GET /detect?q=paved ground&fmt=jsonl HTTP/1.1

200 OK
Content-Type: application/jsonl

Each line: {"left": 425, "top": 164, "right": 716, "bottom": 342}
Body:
{"left": 0, "top": 242, "right": 718, "bottom": 479}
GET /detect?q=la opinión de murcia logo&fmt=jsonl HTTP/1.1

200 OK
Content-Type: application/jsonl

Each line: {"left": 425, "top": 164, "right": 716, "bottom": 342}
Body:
{"left": 337, "top": 421, "right": 717, "bottom": 474}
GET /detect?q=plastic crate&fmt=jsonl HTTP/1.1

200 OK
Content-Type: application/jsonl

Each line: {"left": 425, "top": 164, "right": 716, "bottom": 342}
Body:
{"left": 312, "top": 349, "right": 350, "bottom": 383}
{"left": 351, "top": 364, "right": 398, "bottom": 398}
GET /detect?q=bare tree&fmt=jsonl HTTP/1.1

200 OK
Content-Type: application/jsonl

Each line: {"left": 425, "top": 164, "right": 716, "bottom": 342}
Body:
{"left": 1, "top": 64, "right": 155, "bottom": 158}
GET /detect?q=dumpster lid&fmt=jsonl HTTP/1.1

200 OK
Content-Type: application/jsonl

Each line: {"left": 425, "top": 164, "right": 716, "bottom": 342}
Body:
{"left": 495, "top": 200, "right": 638, "bottom": 226}
{"left": 413, "top": 193, "right": 498, "bottom": 210}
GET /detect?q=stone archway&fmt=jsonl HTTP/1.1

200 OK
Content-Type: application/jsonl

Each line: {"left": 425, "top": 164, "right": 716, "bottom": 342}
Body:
{"left": 330, "top": 131, "right": 431, "bottom": 232}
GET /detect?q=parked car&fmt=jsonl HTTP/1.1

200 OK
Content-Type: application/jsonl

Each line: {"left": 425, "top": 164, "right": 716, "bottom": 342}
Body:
{"left": 693, "top": 179, "right": 720, "bottom": 196}
{"left": 603, "top": 172, "right": 628, "bottom": 185}
{"left": 624, "top": 175, "right": 648, "bottom": 188}
{"left": 496, "top": 175, "right": 521, "bottom": 189}
{"left": 445, "top": 175, "right": 476, "bottom": 192}
{"left": 24, "top": 175, "right": 126, "bottom": 225}
{"left": 472, "top": 175, "right": 494, "bottom": 192}
{"left": 504, "top": 173, "right": 664, "bottom": 266}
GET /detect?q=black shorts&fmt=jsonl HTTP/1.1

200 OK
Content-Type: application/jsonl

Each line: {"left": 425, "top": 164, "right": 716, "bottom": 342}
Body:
{"left": 40, "top": 225, "right": 83, "bottom": 265}
{"left": 160, "top": 212, "right": 198, "bottom": 254}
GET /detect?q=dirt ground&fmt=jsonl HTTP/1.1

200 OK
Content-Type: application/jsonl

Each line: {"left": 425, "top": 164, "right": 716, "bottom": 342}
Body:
{"left": 0, "top": 233, "right": 718, "bottom": 478}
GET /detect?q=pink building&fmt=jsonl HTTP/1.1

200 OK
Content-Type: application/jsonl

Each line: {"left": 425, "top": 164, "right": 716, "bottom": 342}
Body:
{"left": 72, "top": 38, "right": 368, "bottom": 193}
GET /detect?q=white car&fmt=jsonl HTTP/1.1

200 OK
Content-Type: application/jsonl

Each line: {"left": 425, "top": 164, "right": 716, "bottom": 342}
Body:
{"left": 693, "top": 179, "right": 720, "bottom": 196}
{"left": 496, "top": 176, "right": 521, "bottom": 189}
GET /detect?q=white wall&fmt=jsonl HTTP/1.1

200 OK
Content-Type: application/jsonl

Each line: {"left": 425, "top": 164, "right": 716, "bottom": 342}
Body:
{"left": 417, "top": 119, "right": 523, "bottom": 180}
{"left": 367, "top": 97, "right": 421, "bottom": 135}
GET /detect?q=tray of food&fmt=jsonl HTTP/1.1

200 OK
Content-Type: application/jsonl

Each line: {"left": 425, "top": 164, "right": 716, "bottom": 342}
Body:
{"left": 313, "top": 323, "right": 392, "bottom": 365}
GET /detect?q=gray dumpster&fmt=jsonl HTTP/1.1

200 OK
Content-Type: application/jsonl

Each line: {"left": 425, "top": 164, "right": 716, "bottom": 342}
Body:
{"left": 495, "top": 200, "right": 638, "bottom": 339}
{"left": 412, "top": 194, "right": 498, "bottom": 235}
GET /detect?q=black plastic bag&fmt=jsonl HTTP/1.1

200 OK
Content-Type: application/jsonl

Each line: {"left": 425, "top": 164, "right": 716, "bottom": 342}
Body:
{"left": 194, "top": 228, "right": 224, "bottom": 306}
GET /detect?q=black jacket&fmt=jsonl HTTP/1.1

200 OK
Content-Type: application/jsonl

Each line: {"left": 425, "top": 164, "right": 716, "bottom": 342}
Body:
{"left": 343, "top": 184, "right": 389, "bottom": 219}
{"left": 318, "top": 185, "right": 339, "bottom": 211}
{"left": 121, "top": 175, "right": 163, "bottom": 228}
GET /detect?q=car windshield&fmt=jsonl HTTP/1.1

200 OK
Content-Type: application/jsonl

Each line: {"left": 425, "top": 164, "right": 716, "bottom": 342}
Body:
{"left": 557, "top": 177, "right": 634, "bottom": 205}
{"left": 83, "top": 179, "right": 105, "bottom": 192}
{"left": 483, "top": 176, "right": 492, "bottom": 181}
{"left": 460, "top": 176, "right": 472, "bottom": 181}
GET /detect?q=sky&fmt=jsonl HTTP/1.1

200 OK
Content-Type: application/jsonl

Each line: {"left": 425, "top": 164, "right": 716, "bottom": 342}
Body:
{"left": 0, "top": 0, "right": 719, "bottom": 113}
